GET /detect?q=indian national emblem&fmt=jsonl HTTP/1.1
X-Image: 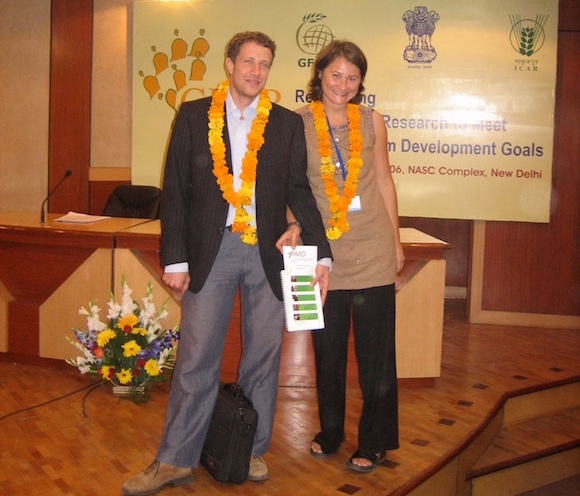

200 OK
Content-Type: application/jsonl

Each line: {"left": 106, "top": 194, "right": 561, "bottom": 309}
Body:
{"left": 402, "top": 6, "right": 440, "bottom": 63}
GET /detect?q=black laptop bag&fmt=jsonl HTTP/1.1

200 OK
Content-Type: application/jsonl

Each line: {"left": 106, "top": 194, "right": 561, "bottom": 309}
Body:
{"left": 200, "top": 382, "right": 258, "bottom": 483}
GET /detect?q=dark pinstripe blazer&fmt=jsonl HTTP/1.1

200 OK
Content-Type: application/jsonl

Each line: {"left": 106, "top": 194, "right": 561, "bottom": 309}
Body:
{"left": 160, "top": 96, "right": 332, "bottom": 300}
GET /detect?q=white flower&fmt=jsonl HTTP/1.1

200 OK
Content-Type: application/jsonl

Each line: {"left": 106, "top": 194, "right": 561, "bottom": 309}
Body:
{"left": 140, "top": 295, "right": 156, "bottom": 327}
{"left": 107, "top": 299, "right": 121, "bottom": 320}
{"left": 80, "top": 303, "right": 107, "bottom": 332}
{"left": 146, "top": 327, "right": 158, "bottom": 343}
{"left": 157, "top": 308, "right": 169, "bottom": 321}
{"left": 78, "top": 363, "right": 92, "bottom": 374}
{"left": 66, "top": 354, "right": 94, "bottom": 374}
{"left": 120, "top": 282, "right": 138, "bottom": 317}
{"left": 89, "top": 308, "right": 107, "bottom": 331}
{"left": 157, "top": 348, "right": 172, "bottom": 369}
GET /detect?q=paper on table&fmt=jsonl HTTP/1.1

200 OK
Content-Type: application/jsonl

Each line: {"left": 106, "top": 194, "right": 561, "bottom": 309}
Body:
{"left": 54, "top": 211, "right": 111, "bottom": 223}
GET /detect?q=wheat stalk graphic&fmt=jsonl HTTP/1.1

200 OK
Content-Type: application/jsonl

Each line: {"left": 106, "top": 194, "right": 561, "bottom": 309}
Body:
{"left": 509, "top": 14, "right": 548, "bottom": 57}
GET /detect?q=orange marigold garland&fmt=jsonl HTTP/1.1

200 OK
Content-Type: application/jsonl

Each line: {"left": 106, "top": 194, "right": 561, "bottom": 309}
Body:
{"left": 208, "top": 80, "right": 271, "bottom": 245}
{"left": 310, "top": 101, "right": 363, "bottom": 240}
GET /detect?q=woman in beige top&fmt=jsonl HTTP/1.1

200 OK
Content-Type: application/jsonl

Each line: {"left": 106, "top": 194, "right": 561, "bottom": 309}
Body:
{"left": 288, "top": 40, "right": 404, "bottom": 473}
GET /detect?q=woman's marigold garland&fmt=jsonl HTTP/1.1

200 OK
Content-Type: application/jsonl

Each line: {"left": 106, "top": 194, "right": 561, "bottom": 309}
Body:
{"left": 310, "top": 101, "right": 363, "bottom": 240}
{"left": 208, "top": 80, "right": 272, "bottom": 245}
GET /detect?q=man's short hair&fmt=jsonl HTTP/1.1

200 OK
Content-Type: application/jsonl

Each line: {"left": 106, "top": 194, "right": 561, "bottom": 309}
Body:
{"left": 225, "top": 31, "right": 276, "bottom": 62}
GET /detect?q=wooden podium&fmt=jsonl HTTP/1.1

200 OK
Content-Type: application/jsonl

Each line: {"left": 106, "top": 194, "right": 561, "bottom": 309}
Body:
{"left": 395, "top": 228, "right": 450, "bottom": 383}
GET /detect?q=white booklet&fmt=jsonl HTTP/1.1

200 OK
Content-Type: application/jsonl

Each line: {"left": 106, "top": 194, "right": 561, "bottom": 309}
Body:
{"left": 281, "top": 245, "right": 325, "bottom": 332}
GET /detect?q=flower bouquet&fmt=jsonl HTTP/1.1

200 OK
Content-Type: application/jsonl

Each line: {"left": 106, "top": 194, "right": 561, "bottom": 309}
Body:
{"left": 66, "top": 277, "right": 180, "bottom": 396}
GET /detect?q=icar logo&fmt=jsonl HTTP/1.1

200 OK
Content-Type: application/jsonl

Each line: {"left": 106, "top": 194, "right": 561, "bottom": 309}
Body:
{"left": 509, "top": 14, "right": 548, "bottom": 56}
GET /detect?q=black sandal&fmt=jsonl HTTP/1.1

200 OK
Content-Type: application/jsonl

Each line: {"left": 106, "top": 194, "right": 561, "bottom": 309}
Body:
{"left": 309, "top": 432, "right": 344, "bottom": 459}
{"left": 346, "top": 450, "right": 386, "bottom": 473}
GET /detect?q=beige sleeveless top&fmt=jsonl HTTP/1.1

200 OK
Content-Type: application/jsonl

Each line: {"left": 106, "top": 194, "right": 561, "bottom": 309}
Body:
{"left": 297, "top": 104, "right": 397, "bottom": 290}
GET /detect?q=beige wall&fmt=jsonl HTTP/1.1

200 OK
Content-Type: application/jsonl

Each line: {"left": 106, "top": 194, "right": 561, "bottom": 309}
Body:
{"left": 0, "top": 0, "right": 133, "bottom": 213}
{"left": 0, "top": 0, "right": 51, "bottom": 212}
{"left": 91, "top": 0, "right": 132, "bottom": 170}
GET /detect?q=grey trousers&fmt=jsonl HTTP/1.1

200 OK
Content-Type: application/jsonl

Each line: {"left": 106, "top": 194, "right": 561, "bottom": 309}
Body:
{"left": 156, "top": 229, "right": 285, "bottom": 468}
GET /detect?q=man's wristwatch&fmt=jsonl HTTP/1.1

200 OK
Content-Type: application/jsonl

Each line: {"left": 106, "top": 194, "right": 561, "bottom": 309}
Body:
{"left": 287, "top": 221, "right": 302, "bottom": 234}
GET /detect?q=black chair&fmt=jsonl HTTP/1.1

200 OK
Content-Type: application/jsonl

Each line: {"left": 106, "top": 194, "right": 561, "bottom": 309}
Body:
{"left": 102, "top": 185, "right": 162, "bottom": 219}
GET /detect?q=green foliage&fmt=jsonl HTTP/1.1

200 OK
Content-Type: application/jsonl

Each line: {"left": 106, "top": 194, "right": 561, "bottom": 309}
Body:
{"left": 519, "top": 27, "right": 535, "bottom": 57}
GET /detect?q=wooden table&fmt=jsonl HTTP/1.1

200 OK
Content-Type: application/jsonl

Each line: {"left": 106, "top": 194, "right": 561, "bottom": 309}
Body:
{"left": 0, "top": 212, "right": 150, "bottom": 361}
{"left": 0, "top": 216, "right": 450, "bottom": 382}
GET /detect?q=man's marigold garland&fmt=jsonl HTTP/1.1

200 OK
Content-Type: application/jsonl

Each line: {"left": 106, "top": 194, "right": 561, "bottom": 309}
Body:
{"left": 208, "top": 80, "right": 272, "bottom": 245}
{"left": 310, "top": 101, "right": 363, "bottom": 240}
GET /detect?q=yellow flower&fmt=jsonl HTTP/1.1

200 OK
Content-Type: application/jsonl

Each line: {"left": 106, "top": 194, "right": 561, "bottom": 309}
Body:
{"left": 100, "top": 365, "right": 113, "bottom": 381}
{"left": 96, "top": 328, "right": 117, "bottom": 348}
{"left": 122, "top": 340, "right": 142, "bottom": 358}
{"left": 326, "top": 226, "right": 342, "bottom": 240}
{"left": 118, "top": 314, "right": 139, "bottom": 330}
{"left": 116, "top": 368, "right": 133, "bottom": 385}
{"left": 208, "top": 80, "right": 271, "bottom": 245}
{"left": 240, "top": 226, "right": 257, "bottom": 245}
{"left": 310, "top": 101, "right": 363, "bottom": 240}
{"left": 144, "top": 359, "right": 160, "bottom": 377}
{"left": 130, "top": 327, "right": 148, "bottom": 336}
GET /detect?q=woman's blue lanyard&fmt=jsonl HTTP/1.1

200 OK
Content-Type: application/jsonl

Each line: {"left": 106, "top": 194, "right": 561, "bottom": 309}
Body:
{"left": 326, "top": 116, "right": 347, "bottom": 181}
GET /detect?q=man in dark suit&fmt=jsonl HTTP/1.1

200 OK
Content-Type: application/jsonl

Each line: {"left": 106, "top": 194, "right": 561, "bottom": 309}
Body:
{"left": 122, "top": 31, "right": 332, "bottom": 496}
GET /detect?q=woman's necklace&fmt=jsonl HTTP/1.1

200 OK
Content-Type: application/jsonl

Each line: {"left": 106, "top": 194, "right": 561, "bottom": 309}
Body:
{"left": 310, "top": 100, "right": 363, "bottom": 240}
{"left": 208, "top": 80, "right": 271, "bottom": 245}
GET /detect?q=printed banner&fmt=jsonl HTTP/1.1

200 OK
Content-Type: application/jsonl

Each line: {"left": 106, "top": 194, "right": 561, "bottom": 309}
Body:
{"left": 132, "top": 0, "right": 558, "bottom": 222}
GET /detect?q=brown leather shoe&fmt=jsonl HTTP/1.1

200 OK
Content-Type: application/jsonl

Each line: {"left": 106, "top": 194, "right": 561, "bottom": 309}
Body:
{"left": 122, "top": 460, "right": 193, "bottom": 495}
{"left": 248, "top": 455, "right": 269, "bottom": 482}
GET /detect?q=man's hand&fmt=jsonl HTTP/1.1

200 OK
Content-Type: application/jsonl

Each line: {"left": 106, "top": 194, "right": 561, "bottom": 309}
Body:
{"left": 312, "top": 264, "right": 330, "bottom": 305}
{"left": 275, "top": 223, "right": 302, "bottom": 253}
{"left": 162, "top": 271, "right": 190, "bottom": 300}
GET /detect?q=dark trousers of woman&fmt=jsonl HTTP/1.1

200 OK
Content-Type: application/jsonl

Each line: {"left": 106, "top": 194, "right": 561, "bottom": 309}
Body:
{"left": 312, "top": 284, "right": 399, "bottom": 454}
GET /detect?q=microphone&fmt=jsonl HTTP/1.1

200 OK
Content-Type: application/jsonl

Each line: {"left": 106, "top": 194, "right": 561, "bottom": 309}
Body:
{"left": 40, "top": 169, "right": 73, "bottom": 224}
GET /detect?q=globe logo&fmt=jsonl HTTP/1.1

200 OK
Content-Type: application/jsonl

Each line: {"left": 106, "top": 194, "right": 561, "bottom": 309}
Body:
{"left": 302, "top": 24, "right": 334, "bottom": 54}
{"left": 296, "top": 13, "right": 335, "bottom": 55}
